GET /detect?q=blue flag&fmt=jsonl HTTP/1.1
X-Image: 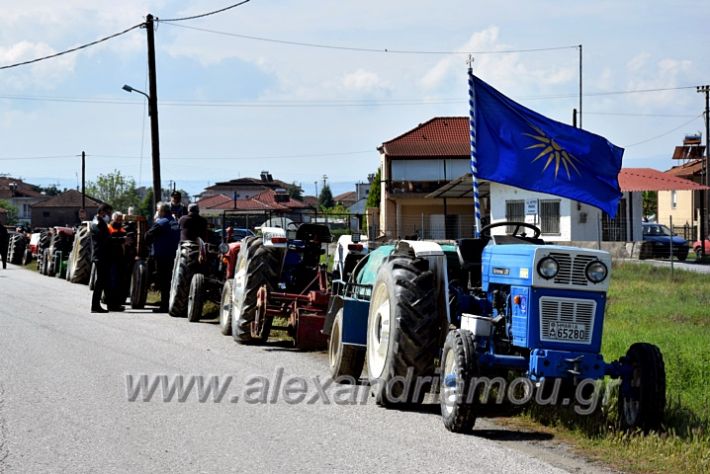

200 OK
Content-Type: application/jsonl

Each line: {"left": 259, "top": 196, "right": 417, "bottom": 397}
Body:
{"left": 473, "top": 75, "right": 624, "bottom": 217}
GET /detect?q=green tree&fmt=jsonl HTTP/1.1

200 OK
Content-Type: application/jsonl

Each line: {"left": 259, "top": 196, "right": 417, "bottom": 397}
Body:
{"left": 287, "top": 182, "right": 304, "bottom": 201}
{"left": 37, "top": 184, "right": 62, "bottom": 196}
{"left": 366, "top": 168, "right": 381, "bottom": 208}
{"left": 86, "top": 170, "right": 141, "bottom": 212}
{"left": 0, "top": 199, "right": 18, "bottom": 224}
{"left": 138, "top": 188, "right": 154, "bottom": 219}
{"left": 319, "top": 184, "right": 334, "bottom": 209}
{"left": 642, "top": 191, "right": 657, "bottom": 219}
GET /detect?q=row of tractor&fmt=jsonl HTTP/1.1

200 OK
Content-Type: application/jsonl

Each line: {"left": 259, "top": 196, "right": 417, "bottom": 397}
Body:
{"left": 16, "top": 216, "right": 666, "bottom": 433}
{"left": 221, "top": 221, "right": 666, "bottom": 433}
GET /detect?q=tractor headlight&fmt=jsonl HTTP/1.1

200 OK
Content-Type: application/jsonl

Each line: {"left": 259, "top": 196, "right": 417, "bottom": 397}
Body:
{"left": 537, "top": 257, "right": 559, "bottom": 279}
{"left": 585, "top": 260, "right": 608, "bottom": 283}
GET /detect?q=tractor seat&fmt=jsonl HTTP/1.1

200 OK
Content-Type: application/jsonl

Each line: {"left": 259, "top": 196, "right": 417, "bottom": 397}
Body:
{"left": 456, "top": 238, "right": 489, "bottom": 287}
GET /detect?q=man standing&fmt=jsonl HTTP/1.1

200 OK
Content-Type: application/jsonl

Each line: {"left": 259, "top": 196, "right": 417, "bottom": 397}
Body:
{"left": 169, "top": 191, "right": 188, "bottom": 219}
{"left": 90, "top": 203, "right": 113, "bottom": 313}
{"left": 145, "top": 202, "right": 180, "bottom": 313}
{"left": 178, "top": 203, "right": 208, "bottom": 242}
{"left": 0, "top": 223, "right": 8, "bottom": 270}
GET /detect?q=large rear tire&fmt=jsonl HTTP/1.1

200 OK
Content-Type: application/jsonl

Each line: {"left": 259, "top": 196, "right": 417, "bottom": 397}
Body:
{"left": 8, "top": 234, "right": 27, "bottom": 265}
{"left": 618, "top": 343, "right": 666, "bottom": 432}
{"left": 219, "top": 280, "right": 234, "bottom": 335}
{"left": 130, "top": 260, "right": 148, "bottom": 309}
{"left": 366, "top": 256, "right": 439, "bottom": 406}
{"left": 440, "top": 329, "right": 479, "bottom": 433}
{"left": 329, "top": 307, "right": 365, "bottom": 382}
{"left": 69, "top": 225, "right": 92, "bottom": 284}
{"left": 231, "top": 237, "right": 280, "bottom": 344}
{"left": 169, "top": 242, "right": 200, "bottom": 318}
{"left": 187, "top": 273, "right": 205, "bottom": 323}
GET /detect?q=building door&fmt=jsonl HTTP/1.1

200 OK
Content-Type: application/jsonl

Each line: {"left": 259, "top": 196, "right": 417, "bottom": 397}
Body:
{"left": 602, "top": 198, "right": 627, "bottom": 241}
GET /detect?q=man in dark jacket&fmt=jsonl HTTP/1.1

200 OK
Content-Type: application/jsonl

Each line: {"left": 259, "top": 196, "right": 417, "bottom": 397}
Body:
{"left": 170, "top": 191, "right": 188, "bottom": 219}
{"left": 90, "top": 203, "right": 114, "bottom": 313}
{"left": 178, "top": 203, "right": 208, "bottom": 242}
{"left": 0, "top": 223, "right": 8, "bottom": 270}
{"left": 145, "top": 202, "right": 180, "bottom": 312}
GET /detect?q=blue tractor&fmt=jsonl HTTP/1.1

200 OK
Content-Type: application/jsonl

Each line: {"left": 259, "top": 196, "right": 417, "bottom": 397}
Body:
{"left": 326, "top": 222, "right": 665, "bottom": 433}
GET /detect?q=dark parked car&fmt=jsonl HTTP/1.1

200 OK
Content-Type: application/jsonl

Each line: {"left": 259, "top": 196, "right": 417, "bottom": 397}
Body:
{"left": 641, "top": 223, "right": 689, "bottom": 261}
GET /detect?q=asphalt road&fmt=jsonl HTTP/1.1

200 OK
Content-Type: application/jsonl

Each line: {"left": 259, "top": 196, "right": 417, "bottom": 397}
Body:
{"left": 0, "top": 265, "right": 611, "bottom": 473}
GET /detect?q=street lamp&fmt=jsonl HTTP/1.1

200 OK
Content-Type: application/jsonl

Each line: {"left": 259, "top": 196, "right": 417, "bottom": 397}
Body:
{"left": 122, "top": 83, "right": 161, "bottom": 209}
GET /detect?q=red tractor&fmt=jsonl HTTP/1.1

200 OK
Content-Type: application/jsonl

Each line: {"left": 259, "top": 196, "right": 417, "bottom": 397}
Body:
{"left": 229, "top": 223, "right": 332, "bottom": 350}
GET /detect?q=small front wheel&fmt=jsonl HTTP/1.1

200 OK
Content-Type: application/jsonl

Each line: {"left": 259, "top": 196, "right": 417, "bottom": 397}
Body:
{"left": 440, "top": 329, "right": 479, "bottom": 433}
{"left": 329, "top": 307, "right": 365, "bottom": 382}
{"left": 187, "top": 273, "right": 205, "bottom": 323}
{"left": 618, "top": 343, "right": 666, "bottom": 432}
{"left": 219, "top": 280, "right": 234, "bottom": 335}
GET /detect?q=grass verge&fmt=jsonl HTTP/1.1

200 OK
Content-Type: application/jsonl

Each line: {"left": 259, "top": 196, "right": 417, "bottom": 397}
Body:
{"left": 515, "top": 262, "right": 709, "bottom": 473}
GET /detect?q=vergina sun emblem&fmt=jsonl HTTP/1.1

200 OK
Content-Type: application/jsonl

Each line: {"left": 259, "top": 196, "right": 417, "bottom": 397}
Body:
{"left": 524, "top": 125, "right": 581, "bottom": 179}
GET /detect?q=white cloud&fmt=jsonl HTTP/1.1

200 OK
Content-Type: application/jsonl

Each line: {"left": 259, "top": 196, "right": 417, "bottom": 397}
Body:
{"left": 0, "top": 41, "right": 76, "bottom": 91}
{"left": 341, "top": 69, "right": 390, "bottom": 94}
{"left": 625, "top": 54, "right": 694, "bottom": 107}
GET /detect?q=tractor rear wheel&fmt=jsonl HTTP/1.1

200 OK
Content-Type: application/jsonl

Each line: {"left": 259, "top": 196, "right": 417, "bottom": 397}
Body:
{"left": 366, "top": 256, "right": 439, "bottom": 406}
{"left": 618, "top": 342, "right": 666, "bottom": 432}
{"left": 187, "top": 273, "right": 205, "bottom": 323}
{"left": 231, "top": 237, "right": 280, "bottom": 344}
{"left": 69, "top": 225, "right": 92, "bottom": 284}
{"left": 8, "top": 234, "right": 27, "bottom": 264}
{"left": 219, "top": 280, "right": 234, "bottom": 335}
{"left": 440, "top": 329, "right": 479, "bottom": 433}
{"left": 169, "top": 242, "right": 200, "bottom": 318}
{"left": 329, "top": 307, "right": 365, "bottom": 382}
{"left": 130, "top": 260, "right": 148, "bottom": 309}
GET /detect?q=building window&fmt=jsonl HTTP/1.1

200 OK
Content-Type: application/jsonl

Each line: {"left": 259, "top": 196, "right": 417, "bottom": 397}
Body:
{"left": 505, "top": 200, "right": 524, "bottom": 232}
{"left": 671, "top": 190, "right": 677, "bottom": 209}
{"left": 539, "top": 199, "right": 560, "bottom": 234}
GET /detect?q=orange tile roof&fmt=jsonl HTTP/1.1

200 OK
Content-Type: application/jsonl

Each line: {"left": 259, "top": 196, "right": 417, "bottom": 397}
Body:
{"left": 619, "top": 168, "right": 708, "bottom": 192}
{"left": 378, "top": 117, "right": 469, "bottom": 157}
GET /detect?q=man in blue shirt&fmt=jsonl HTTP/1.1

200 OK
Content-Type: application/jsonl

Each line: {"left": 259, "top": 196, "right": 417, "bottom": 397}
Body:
{"left": 145, "top": 202, "right": 180, "bottom": 313}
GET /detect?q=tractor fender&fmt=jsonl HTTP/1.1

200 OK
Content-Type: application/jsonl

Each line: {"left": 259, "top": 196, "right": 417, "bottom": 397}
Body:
{"left": 398, "top": 240, "right": 451, "bottom": 329}
{"left": 258, "top": 226, "right": 288, "bottom": 248}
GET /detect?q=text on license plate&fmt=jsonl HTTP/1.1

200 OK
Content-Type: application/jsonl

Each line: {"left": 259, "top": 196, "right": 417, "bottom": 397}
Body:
{"left": 547, "top": 322, "right": 586, "bottom": 341}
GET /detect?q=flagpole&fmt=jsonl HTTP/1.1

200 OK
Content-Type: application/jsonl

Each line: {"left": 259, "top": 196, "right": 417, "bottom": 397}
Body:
{"left": 468, "top": 59, "right": 482, "bottom": 238}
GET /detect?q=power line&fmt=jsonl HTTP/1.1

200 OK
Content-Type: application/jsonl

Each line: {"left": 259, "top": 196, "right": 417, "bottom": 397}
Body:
{"left": 158, "top": 0, "right": 252, "bottom": 22}
{"left": 624, "top": 114, "right": 703, "bottom": 148}
{"left": 1, "top": 89, "right": 703, "bottom": 109}
{"left": 161, "top": 22, "right": 578, "bottom": 56}
{"left": 0, "top": 150, "right": 373, "bottom": 161}
{"left": 0, "top": 23, "right": 143, "bottom": 71}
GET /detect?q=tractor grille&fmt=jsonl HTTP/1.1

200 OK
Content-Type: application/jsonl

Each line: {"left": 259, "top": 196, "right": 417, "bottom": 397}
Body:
{"left": 539, "top": 297, "right": 595, "bottom": 345}
{"left": 549, "top": 253, "right": 597, "bottom": 286}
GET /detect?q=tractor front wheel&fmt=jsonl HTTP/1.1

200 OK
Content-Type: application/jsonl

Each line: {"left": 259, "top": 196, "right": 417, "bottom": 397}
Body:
{"left": 618, "top": 342, "right": 666, "bottom": 432}
{"left": 329, "top": 307, "right": 365, "bottom": 382}
{"left": 219, "top": 280, "right": 234, "bottom": 335}
{"left": 187, "top": 273, "right": 205, "bottom": 323}
{"left": 440, "top": 329, "right": 479, "bottom": 433}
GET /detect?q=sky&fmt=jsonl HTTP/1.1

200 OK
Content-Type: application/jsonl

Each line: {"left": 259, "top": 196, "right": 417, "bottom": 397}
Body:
{"left": 0, "top": 0, "right": 708, "bottom": 199}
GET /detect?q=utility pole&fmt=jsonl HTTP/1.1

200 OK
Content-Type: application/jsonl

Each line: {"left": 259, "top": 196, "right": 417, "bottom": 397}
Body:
{"left": 81, "top": 151, "right": 86, "bottom": 210}
{"left": 145, "top": 14, "right": 162, "bottom": 210}
{"left": 578, "top": 44, "right": 583, "bottom": 129}
{"left": 698, "top": 85, "right": 710, "bottom": 260}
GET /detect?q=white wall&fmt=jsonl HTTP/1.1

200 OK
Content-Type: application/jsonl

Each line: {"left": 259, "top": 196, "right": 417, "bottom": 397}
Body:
{"left": 490, "top": 183, "right": 572, "bottom": 241}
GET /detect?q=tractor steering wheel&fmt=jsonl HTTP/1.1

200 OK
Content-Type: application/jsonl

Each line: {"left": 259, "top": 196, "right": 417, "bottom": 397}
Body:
{"left": 480, "top": 221, "right": 542, "bottom": 239}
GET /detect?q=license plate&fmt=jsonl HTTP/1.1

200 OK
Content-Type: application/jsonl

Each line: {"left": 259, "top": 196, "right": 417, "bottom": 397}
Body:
{"left": 547, "top": 321, "right": 586, "bottom": 341}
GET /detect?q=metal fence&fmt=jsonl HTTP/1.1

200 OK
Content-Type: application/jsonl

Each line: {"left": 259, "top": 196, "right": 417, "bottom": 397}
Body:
{"left": 672, "top": 224, "right": 697, "bottom": 241}
{"left": 210, "top": 210, "right": 364, "bottom": 238}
